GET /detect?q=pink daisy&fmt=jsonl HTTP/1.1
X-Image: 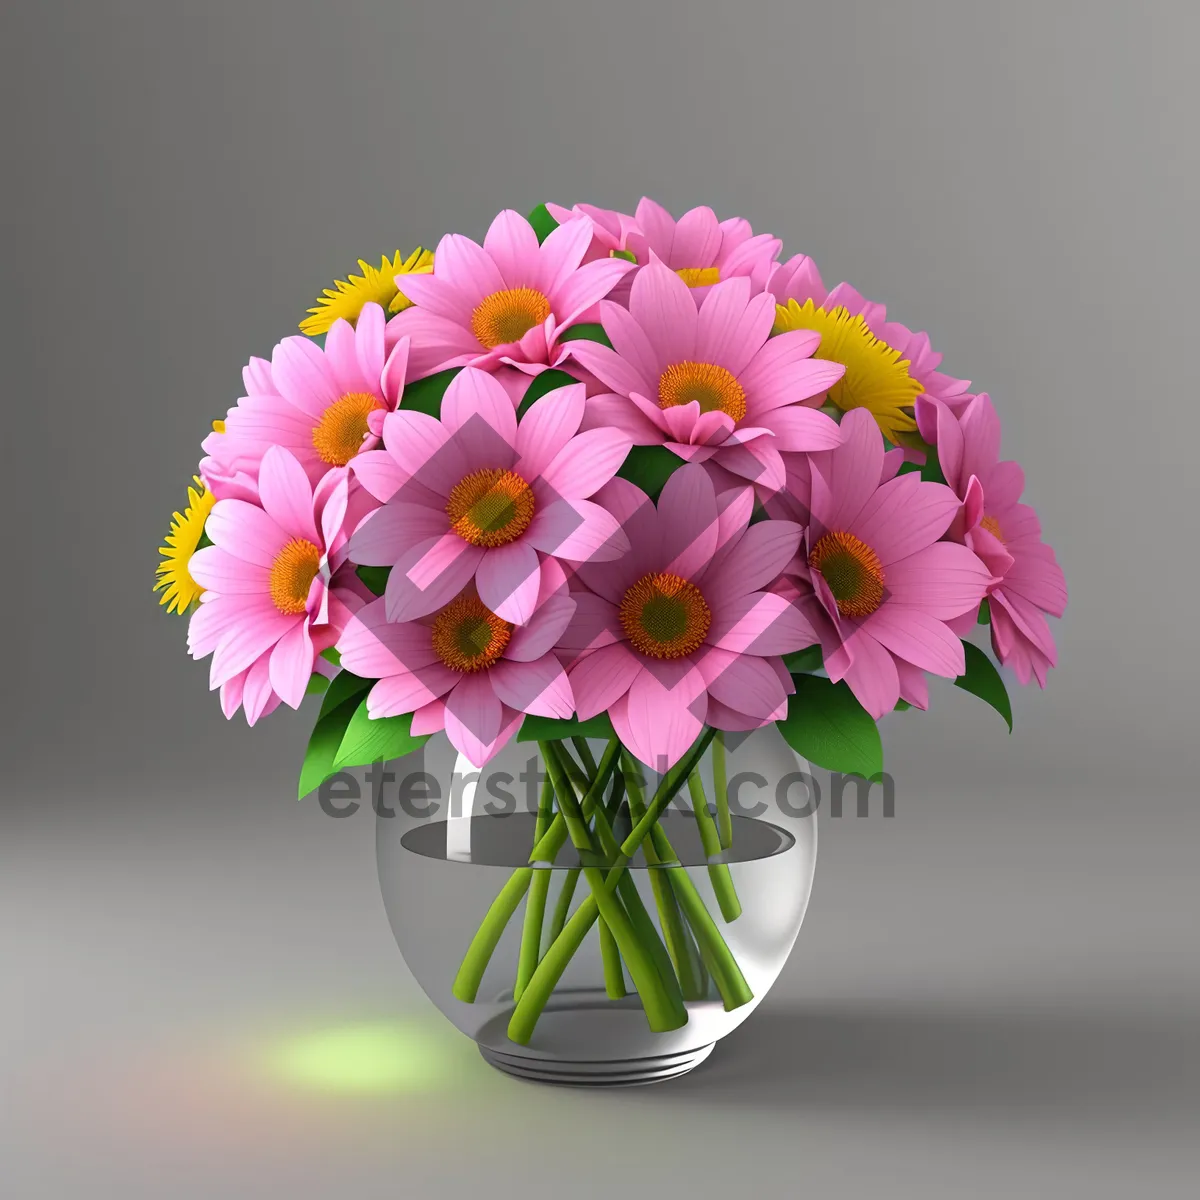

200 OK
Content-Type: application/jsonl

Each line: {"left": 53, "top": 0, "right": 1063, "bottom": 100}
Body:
{"left": 561, "top": 464, "right": 819, "bottom": 772}
{"left": 201, "top": 302, "right": 408, "bottom": 493}
{"left": 347, "top": 367, "right": 632, "bottom": 627}
{"left": 768, "top": 255, "right": 973, "bottom": 412}
{"left": 917, "top": 393, "right": 1067, "bottom": 686}
{"left": 625, "top": 197, "right": 782, "bottom": 298}
{"left": 383, "top": 210, "right": 634, "bottom": 381}
{"left": 336, "top": 565, "right": 576, "bottom": 768}
{"left": 784, "top": 409, "right": 995, "bottom": 718}
{"left": 544, "top": 202, "right": 640, "bottom": 264}
{"left": 567, "top": 262, "right": 845, "bottom": 495}
{"left": 187, "top": 446, "right": 365, "bottom": 724}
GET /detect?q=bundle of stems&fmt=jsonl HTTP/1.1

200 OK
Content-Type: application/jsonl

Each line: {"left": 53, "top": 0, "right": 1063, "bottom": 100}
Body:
{"left": 451, "top": 729, "right": 753, "bottom": 1045}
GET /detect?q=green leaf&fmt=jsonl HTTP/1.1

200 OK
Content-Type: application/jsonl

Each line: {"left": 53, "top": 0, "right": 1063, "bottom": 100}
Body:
{"left": 528, "top": 203, "right": 559, "bottom": 244}
{"left": 333, "top": 700, "right": 429, "bottom": 771}
{"left": 893, "top": 699, "right": 912, "bottom": 712}
{"left": 611, "top": 248, "right": 637, "bottom": 263}
{"left": 954, "top": 641, "right": 1012, "bottom": 731}
{"left": 297, "top": 671, "right": 372, "bottom": 800}
{"left": 978, "top": 598, "right": 991, "bottom": 625}
{"left": 401, "top": 367, "right": 459, "bottom": 418}
{"left": 783, "top": 645, "right": 824, "bottom": 675}
{"left": 557, "top": 322, "right": 613, "bottom": 348}
{"left": 320, "top": 647, "right": 341, "bottom": 666}
{"left": 779, "top": 674, "right": 884, "bottom": 779}
{"left": 616, "top": 444, "right": 685, "bottom": 501}
{"left": 305, "top": 673, "right": 331, "bottom": 696}
{"left": 515, "top": 368, "right": 579, "bottom": 418}
{"left": 517, "top": 712, "right": 616, "bottom": 743}
{"left": 355, "top": 565, "right": 390, "bottom": 597}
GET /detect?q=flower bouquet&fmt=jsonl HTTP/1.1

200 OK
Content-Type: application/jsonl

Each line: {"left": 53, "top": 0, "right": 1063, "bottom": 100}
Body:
{"left": 157, "top": 199, "right": 1066, "bottom": 1083}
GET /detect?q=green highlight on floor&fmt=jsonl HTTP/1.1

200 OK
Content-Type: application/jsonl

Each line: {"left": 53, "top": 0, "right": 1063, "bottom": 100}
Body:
{"left": 264, "top": 1019, "right": 460, "bottom": 1096}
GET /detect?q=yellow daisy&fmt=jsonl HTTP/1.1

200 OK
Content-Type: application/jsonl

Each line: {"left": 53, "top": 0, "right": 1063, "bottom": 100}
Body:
{"left": 773, "top": 298, "right": 923, "bottom": 445}
{"left": 300, "top": 248, "right": 435, "bottom": 336}
{"left": 154, "top": 475, "right": 216, "bottom": 615}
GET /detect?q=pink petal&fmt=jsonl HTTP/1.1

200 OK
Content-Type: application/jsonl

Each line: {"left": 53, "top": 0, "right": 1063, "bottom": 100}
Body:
{"left": 242, "top": 654, "right": 279, "bottom": 726}
{"left": 434, "top": 232, "right": 506, "bottom": 301}
{"left": 764, "top": 406, "right": 843, "bottom": 452}
{"left": 895, "top": 659, "right": 930, "bottom": 710}
{"left": 205, "top": 499, "right": 288, "bottom": 567}
{"left": 325, "top": 317, "right": 371, "bottom": 395}
{"left": 696, "top": 280, "right": 774, "bottom": 378}
{"left": 697, "top": 647, "right": 787, "bottom": 719}
{"left": 612, "top": 668, "right": 706, "bottom": 773}
{"left": 506, "top": 591, "right": 576, "bottom": 661}
{"left": 700, "top": 519, "right": 803, "bottom": 606}
{"left": 557, "top": 592, "right": 622, "bottom": 658}
{"left": 657, "top": 463, "right": 718, "bottom": 580}
{"left": 268, "top": 619, "right": 315, "bottom": 709}
{"left": 349, "top": 501, "right": 448, "bottom": 567}
{"left": 410, "top": 697, "right": 448, "bottom": 737}
{"left": 187, "top": 546, "right": 269, "bottom": 595}
{"left": 489, "top": 653, "right": 574, "bottom": 718}
{"left": 514, "top": 383, "right": 585, "bottom": 478}
{"left": 386, "top": 309, "right": 483, "bottom": 379}
{"left": 807, "top": 408, "right": 885, "bottom": 535}
{"left": 441, "top": 366, "right": 518, "bottom": 445}
{"left": 862, "top": 604, "right": 966, "bottom": 678}
{"left": 567, "top": 643, "right": 642, "bottom": 719}
{"left": 484, "top": 210, "right": 543, "bottom": 287}
{"left": 525, "top": 497, "right": 629, "bottom": 562}
{"left": 839, "top": 628, "right": 902, "bottom": 719}
{"left": 628, "top": 262, "right": 697, "bottom": 367}
{"left": 670, "top": 206, "right": 722, "bottom": 266}
{"left": 210, "top": 609, "right": 297, "bottom": 689}
{"left": 598, "top": 300, "right": 664, "bottom": 389}
{"left": 367, "top": 667, "right": 458, "bottom": 718}
{"left": 884, "top": 542, "right": 994, "bottom": 619}
{"left": 475, "top": 541, "right": 541, "bottom": 625}
{"left": 707, "top": 591, "right": 821, "bottom": 655}
{"left": 567, "top": 336, "right": 655, "bottom": 401}
{"left": 850, "top": 475, "right": 962, "bottom": 565}
{"left": 257, "top": 446, "right": 318, "bottom": 543}
{"left": 536, "top": 215, "right": 594, "bottom": 296}
{"left": 350, "top": 449, "right": 408, "bottom": 503}
{"left": 385, "top": 536, "right": 484, "bottom": 622}
{"left": 539, "top": 427, "right": 631, "bottom": 499}
{"left": 444, "top": 673, "right": 505, "bottom": 765}
{"left": 552, "top": 258, "right": 636, "bottom": 329}
{"left": 380, "top": 335, "right": 409, "bottom": 408}
{"left": 337, "top": 599, "right": 440, "bottom": 675}
{"left": 271, "top": 336, "right": 339, "bottom": 418}
{"left": 714, "top": 439, "right": 787, "bottom": 494}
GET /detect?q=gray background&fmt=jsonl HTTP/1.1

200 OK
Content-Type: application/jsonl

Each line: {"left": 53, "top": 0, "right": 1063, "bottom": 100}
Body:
{"left": 3, "top": 1, "right": 1197, "bottom": 1196}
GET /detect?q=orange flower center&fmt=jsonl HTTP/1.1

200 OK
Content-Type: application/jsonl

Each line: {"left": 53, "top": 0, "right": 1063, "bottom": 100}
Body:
{"left": 980, "top": 514, "right": 1004, "bottom": 542}
{"left": 470, "top": 287, "right": 552, "bottom": 348}
{"left": 676, "top": 267, "right": 721, "bottom": 287}
{"left": 619, "top": 572, "right": 711, "bottom": 660}
{"left": 269, "top": 538, "right": 321, "bottom": 615}
{"left": 809, "top": 531, "right": 885, "bottom": 619}
{"left": 312, "top": 392, "right": 384, "bottom": 466}
{"left": 431, "top": 594, "right": 512, "bottom": 672}
{"left": 657, "top": 361, "right": 747, "bottom": 422}
{"left": 445, "top": 468, "right": 536, "bottom": 548}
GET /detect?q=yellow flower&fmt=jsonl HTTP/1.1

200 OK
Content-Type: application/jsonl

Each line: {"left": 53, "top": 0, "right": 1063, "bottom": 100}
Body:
{"left": 154, "top": 476, "right": 215, "bottom": 615}
{"left": 300, "top": 248, "right": 434, "bottom": 336}
{"left": 773, "top": 298, "right": 923, "bottom": 445}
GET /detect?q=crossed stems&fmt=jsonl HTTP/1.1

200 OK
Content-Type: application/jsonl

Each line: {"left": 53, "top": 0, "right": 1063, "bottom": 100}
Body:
{"left": 451, "top": 729, "right": 753, "bottom": 1045}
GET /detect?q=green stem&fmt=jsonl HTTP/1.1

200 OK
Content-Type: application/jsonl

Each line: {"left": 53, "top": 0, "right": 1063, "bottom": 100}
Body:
{"left": 452, "top": 868, "right": 532, "bottom": 1002}
{"left": 599, "top": 920, "right": 626, "bottom": 998}
{"left": 688, "top": 770, "right": 743, "bottom": 923}
{"left": 514, "top": 776, "right": 554, "bottom": 1002}
{"left": 547, "top": 869, "right": 579, "bottom": 943}
{"left": 713, "top": 731, "right": 732, "bottom": 850}
{"left": 508, "top": 732, "right": 716, "bottom": 1044}
{"left": 540, "top": 742, "right": 685, "bottom": 1033}
{"left": 621, "top": 753, "right": 707, "bottom": 1001}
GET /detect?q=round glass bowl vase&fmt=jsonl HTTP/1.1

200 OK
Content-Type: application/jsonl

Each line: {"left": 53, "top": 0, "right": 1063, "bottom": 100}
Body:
{"left": 376, "top": 724, "right": 817, "bottom": 1086}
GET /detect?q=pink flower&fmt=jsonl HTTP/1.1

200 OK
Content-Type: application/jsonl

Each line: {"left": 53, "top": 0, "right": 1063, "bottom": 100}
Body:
{"left": 383, "top": 210, "right": 634, "bottom": 381}
{"left": 768, "top": 255, "right": 973, "bottom": 412}
{"left": 625, "top": 197, "right": 782, "bottom": 297}
{"left": 784, "top": 409, "right": 995, "bottom": 718}
{"left": 917, "top": 393, "right": 1067, "bottom": 686}
{"left": 187, "top": 446, "right": 365, "bottom": 724}
{"left": 561, "top": 464, "right": 818, "bottom": 771}
{"left": 336, "top": 566, "right": 576, "bottom": 768}
{"left": 202, "top": 302, "right": 408, "bottom": 494}
{"left": 347, "top": 367, "right": 632, "bottom": 626}
{"left": 568, "top": 263, "right": 845, "bottom": 495}
{"left": 544, "top": 202, "right": 640, "bottom": 264}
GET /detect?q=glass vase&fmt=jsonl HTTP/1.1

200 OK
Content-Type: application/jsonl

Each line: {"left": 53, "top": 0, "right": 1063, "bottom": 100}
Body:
{"left": 376, "top": 724, "right": 817, "bottom": 1086}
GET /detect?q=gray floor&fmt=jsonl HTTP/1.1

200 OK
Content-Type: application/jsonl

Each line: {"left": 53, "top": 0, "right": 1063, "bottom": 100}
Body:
{"left": 5, "top": 754, "right": 1196, "bottom": 1198}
